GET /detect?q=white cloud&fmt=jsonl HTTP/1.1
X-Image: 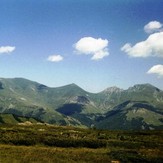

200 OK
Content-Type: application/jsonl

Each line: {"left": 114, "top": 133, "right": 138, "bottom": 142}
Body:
{"left": 147, "top": 65, "right": 163, "bottom": 77}
{"left": 74, "top": 37, "right": 109, "bottom": 60}
{"left": 121, "top": 32, "right": 163, "bottom": 58}
{"left": 144, "top": 21, "right": 162, "bottom": 33}
{"left": 47, "top": 55, "right": 63, "bottom": 62}
{"left": 0, "top": 46, "right": 15, "bottom": 54}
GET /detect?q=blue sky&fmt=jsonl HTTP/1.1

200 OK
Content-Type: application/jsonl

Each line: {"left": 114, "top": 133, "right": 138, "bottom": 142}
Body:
{"left": 0, "top": 0, "right": 163, "bottom": 92}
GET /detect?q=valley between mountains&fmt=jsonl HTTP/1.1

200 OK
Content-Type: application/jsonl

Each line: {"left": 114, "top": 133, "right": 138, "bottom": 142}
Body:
{"left": 0, "top": 77, "right": 163, "bottom": 130}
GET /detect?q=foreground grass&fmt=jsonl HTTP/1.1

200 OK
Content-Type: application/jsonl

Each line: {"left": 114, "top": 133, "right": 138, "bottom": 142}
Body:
{"left": 0, "top": 145, "right": 113, "bottom": 163}
{"left": 0, "top": 124, "right": 163, "bottom": 162}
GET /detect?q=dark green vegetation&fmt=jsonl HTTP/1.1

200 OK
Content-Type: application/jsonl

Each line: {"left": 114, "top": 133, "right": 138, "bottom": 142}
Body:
{"left": 0, "top": 124, "right": 163, "bottom": 162}
{"left": 0, "top": 113, "right": 41, "bottom": 124}
{"left": 0, "top": 77, "right": 163, "bottom": 129}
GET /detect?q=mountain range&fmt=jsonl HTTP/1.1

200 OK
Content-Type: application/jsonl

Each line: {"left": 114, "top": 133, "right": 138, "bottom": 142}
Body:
{"left": 0, "top": 77, "right": 163, "bottom": 130}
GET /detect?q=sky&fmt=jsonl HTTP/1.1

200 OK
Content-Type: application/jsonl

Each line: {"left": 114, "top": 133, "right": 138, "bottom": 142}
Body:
{"left": 0, "top": 0, "right": 163, "bottom": 92}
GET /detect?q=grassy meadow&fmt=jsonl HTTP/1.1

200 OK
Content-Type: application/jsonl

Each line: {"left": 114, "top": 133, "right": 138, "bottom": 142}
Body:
{"left": 0, "top": 123, "right": 163, "bottom": 163}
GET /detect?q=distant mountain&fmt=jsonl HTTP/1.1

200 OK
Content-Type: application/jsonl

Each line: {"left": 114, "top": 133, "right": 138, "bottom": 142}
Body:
{"left": 96, "top": 84, "right": 163, "bottom": 130}
{"left": 0, "top": 77, "right": 163, "bottom": 130}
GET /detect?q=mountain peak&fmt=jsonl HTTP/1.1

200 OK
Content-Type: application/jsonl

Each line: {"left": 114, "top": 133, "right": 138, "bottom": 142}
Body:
{"left": 128, "top": 83, "right": 161, "bottom": 92}
{"left": 69, "top": 83, "right": 79, "bottom": 87}
{"left": 102, "top": 86, "right": 123, "bottom": 94}
{"left": 62, "top": 83, "right": 81, "bottom": 89}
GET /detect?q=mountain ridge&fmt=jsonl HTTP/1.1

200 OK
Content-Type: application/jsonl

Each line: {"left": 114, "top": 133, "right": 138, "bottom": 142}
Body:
{"left": 0, "top": 77, "right": 163, "bottom": 130}
{"left": 1, "top": 77, "right": 162, "bottom": 93}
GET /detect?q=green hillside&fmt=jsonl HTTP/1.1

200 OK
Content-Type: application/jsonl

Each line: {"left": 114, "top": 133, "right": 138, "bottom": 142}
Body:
{"left": 0, "top": 77, "right": 163, "bottom": 129}
{"left": 0, "top": 113, "right": 40, "bottom": 124}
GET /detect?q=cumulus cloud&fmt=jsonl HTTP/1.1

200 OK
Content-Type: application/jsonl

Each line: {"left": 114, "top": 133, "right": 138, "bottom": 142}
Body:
{"left": 0, "top": 46, "right": 15, "bottom": 54}
{"left": 144, "top": 21, "right": 162, "bottom": 33}
{"left": 121, "top": 32, "right": 163, "bottom": 58}
{"left": 47, "top": 55, "right": 63, "bottom": 62}
{"left": 147, "top": 65, "right": 163, "bottom": 77}
{"left": 74, "top": 37, "right": 109, "bottom": 60}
